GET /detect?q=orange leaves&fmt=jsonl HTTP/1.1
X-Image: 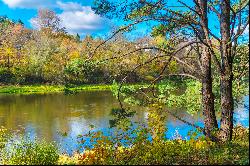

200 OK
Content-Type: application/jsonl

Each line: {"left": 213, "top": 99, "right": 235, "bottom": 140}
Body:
{"left": 11, "top": 24, "right": 23, "bottom": 35}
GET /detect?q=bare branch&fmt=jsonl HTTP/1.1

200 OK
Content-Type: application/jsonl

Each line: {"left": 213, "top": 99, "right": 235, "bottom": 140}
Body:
{"left": 178, "top": 0, "right": 201, "bottom": 16}
{"left": 172, "top": 56, "right": 198, "bottom": 74}
{"left": 235, "top": 0, "right": 249, "bottom": 14}
{"left": 164, "top": 108, "right": 204, "bottom": 132}
{"left": 208, "top": 29, "right": 221, "bottom": 42}
{"left": 117, "top": 54, "right": 165, "bottom": 109}
{"left": 98, "top": 41, "right": 200, "bottom": 66}
{"left": 168, "top": 73, "right": 201, "bottom": 81}
{"left": 231, "top": 17, "right": 249, "bottom": 44}
{"left": 97, "top": 46, "right": 173, "bottom": 64}
{"left": 140, "top": 57, "right": 174, "bottom": 97}
{"left": 89, "top": 18, "right": 155, "bottom": 59}
{"left": 115, "top": 41, "right": 201, "bottom": 108}
{"left": 208, "top": 4, "right": 221, "bottom": 18}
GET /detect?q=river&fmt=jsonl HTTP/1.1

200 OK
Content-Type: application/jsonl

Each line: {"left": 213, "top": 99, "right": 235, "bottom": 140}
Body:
{"left": 0, "top": 91, "right": 248, "bottom": 154}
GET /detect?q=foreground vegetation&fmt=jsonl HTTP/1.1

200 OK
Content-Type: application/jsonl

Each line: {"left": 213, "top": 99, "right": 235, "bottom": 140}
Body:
{"left": 1, "top": 125, "right": 248, "bottom": 165}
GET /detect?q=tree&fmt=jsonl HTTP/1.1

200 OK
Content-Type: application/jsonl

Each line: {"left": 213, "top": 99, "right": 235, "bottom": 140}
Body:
{"left": 92, "top": 0, "right": 249, "bottom": 142}
{"left": 76, "top": 33, "right": 81, "bottom": 42}
{"left": 0, "top": 16, "right": 31, "bottom": 69}
{"left": 217, "top": 0, "right": 249, "bottom": 141}
{"left": 17, "top": 19, "right": 24, "bottom": 25}
{"left": 30, "top": 9, "right": 66, "bottom": 33}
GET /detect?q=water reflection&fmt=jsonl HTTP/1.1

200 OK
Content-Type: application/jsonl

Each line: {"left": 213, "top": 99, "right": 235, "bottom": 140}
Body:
{"left": 0, "top": 91, "right": 248, "bottom": 154}
{"left": 234, "top": 95, "right": 249, "bottom": 127}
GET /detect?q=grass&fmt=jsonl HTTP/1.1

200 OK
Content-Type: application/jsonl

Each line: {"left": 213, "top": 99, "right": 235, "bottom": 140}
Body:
{"left": 0, "top": 85, "right": 63, "bottom": 94}
{"left": 0, "top": 84, "right": 148, "bottom": 94}
{"left": 0, "top": 79, "right": 195, "bottom": 95}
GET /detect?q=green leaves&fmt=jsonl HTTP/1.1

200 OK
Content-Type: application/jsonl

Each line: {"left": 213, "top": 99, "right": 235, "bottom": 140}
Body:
{"left": 64, "top": 58, "right": 104, "bottom": 84}
{"left": 111, "top": 80, "right": 145, "bottom": 106}
{"left": 158, "top": 79, "right": 202, "bottom": 115}
{"left": 109, "top": 108, "right": 135, "bottom": 129}
{"left": 92, "top": 0, "right": 115, "bottom": 18}
{"left": 151, "top": 24, "right": 167, "bottom": 37}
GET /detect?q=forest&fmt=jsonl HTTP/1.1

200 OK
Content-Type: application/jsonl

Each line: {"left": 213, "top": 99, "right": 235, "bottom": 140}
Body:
{"left": 0, "top": 0, "right": 249, "bottom": 165}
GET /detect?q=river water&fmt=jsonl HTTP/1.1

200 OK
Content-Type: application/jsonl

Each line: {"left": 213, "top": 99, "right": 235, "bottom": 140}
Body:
{"left": 0, "top": 91, "right": 248, "bottom": 154}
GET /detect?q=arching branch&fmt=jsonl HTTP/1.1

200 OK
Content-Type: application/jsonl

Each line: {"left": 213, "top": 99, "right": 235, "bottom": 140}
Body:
{"left": 231, "top": 17, "right": 249, "bottom": 44}
{"left": 164, "top": 108, "right": 205, "bottom": 133}
{"left": 168, "top": 73, "right": 201, "bottom": 81}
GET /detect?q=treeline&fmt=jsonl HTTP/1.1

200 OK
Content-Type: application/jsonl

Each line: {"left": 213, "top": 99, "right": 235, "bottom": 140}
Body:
{"left": 0, "top": 10, "right": 163, "bottom": 85}
{"left": 1, "top": 9, "right": 248, "bottom": 88}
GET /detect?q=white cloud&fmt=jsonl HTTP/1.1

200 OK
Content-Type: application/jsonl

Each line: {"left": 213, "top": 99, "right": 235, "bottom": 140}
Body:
{"left": 232, "top": 24, "right": 249, "bottom": 44}
{"left": 233, "top": 24, "right": 249, "bottom": 36}
{"left": 58, "top": 3, "right": 109, "bottom": 34}
{"left": 2, "top": 0, "right": 56, "bottom": 9}
{"left": 242, "top": 25, "right": 249, "bottom": 36}
{"left": 4, "top": 0, "right": 111, "bottom": 35}
{"left": 56, "top": 1, "right": 83, "bottom": 11}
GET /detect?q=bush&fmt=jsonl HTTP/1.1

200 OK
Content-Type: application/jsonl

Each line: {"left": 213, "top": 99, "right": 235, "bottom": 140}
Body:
{"left": 64, "top": 58, "right": 105, "bottom": 84}
{"left": 0, "top": 68, "right": 15, "bottom": 84}
{"left": 68, "top": 124, "right": 249, "bottom": 165}
{"left": 114, "top": 70, "right": 143, "bottom": 83}
{"left": 1, "top": 137, "right": 59, "bottom": 165}
{"left": 23, "top": 74, "right": 47, "bottom": 84}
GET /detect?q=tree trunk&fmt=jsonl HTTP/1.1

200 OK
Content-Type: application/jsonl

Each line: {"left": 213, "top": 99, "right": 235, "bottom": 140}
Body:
{"left": 7, "top": 56, "right": 10, "bottom": 69}
{"left": 198, "top": 0, "right": 218, "bottom": 140}
{"left": 201, "top": 49, "right": 219, "bottom": 140}
{"left": 219, "top": 73, "right": 234, "bottom": 141}
{"left": 219, "top": 0, "right": 234, "bottom": 142}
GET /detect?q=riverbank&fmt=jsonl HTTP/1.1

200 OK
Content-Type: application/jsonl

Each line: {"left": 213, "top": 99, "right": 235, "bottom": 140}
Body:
{"left": 0, "top": 85, "right": 110, "bottom": 94}
{"left": 0, "top": 84, "right": 148, "bottom": 94}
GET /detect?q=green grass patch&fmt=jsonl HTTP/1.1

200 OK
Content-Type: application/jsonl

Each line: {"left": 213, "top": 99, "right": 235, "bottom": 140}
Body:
{"left": 0, "top": 84, "right": 149, "bottom": 95}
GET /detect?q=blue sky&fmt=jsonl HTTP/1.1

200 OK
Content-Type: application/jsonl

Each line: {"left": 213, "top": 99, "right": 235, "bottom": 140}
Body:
{"left": 0, "top": 0, "right": 113, "bottom": 38}
{"left": 0, "top": 0, "right": 248, "bottom": 41}
{"left": 0, "top": 0, "right": 155, "bottom": 39}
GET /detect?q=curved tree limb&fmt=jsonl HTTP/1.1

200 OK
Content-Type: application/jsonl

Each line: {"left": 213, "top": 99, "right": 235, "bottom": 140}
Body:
{"left": 164, "top": 108, "right": 205, "bottom": 133}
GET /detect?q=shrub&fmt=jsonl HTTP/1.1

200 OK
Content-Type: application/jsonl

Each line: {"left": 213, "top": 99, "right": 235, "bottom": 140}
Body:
{"left": 71, "top": 124, "right": 249, "bottom": 165}
{"left": 64, "top": 58, "right": 105, "bottom": 84}
{"left": 114, "top": 70, "right": 143, "bottom": 83}
{"left": 23, "top": 74, "right": 47, "bottom": 84}
{"left": 1, "top": 137, "right": 59, "bottom": 165}
{"left": 0, "top": 127, "right": 8, "bottom": 149}
{"left": 0, "top": 68, "right": 15, "bottom": 84}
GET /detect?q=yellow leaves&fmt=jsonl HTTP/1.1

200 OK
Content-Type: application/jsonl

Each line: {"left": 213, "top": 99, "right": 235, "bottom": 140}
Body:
{"left": 168, "top": 60, "right": 178, "bottom": 73}
{"left": 0, "top": 126, "right": 8, "bottom": 146}
{"left": 153, "top": 35, "right": 166, "bottom": 46}
{"left": 0, "top": 44, "right": 21, "bottom": 66}
{"left": 194, "top": 140, "right": 209, "bottom": 150}
{"left": 117, "top": 146, "right": 125, "bottom": 152}
{"left": 144, "top": 75, "right": 155, "bottom": 81}
{"left": 0, "top": 46, "right": 15, "bottom": 57}
{"left": 195, "top": 141, "right": 203, "bottom": 149}
{"left": 5, "top": 47, "right": 13, "bottom": 56}
{"left": 58, "top": 153, "right": 81, "bottom": 165}
{"left": 69, "top": 51, "right": 80, "bottom": 59}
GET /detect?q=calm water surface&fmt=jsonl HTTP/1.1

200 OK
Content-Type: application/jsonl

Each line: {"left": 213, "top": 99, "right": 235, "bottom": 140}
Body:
{"left": 0, "top": 91, "right": 248, "bottom": 154}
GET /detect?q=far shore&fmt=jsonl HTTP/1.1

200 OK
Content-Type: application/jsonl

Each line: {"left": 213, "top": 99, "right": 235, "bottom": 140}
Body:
{"left": 0, "top": 84, "right": 149, "bottom": 95}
